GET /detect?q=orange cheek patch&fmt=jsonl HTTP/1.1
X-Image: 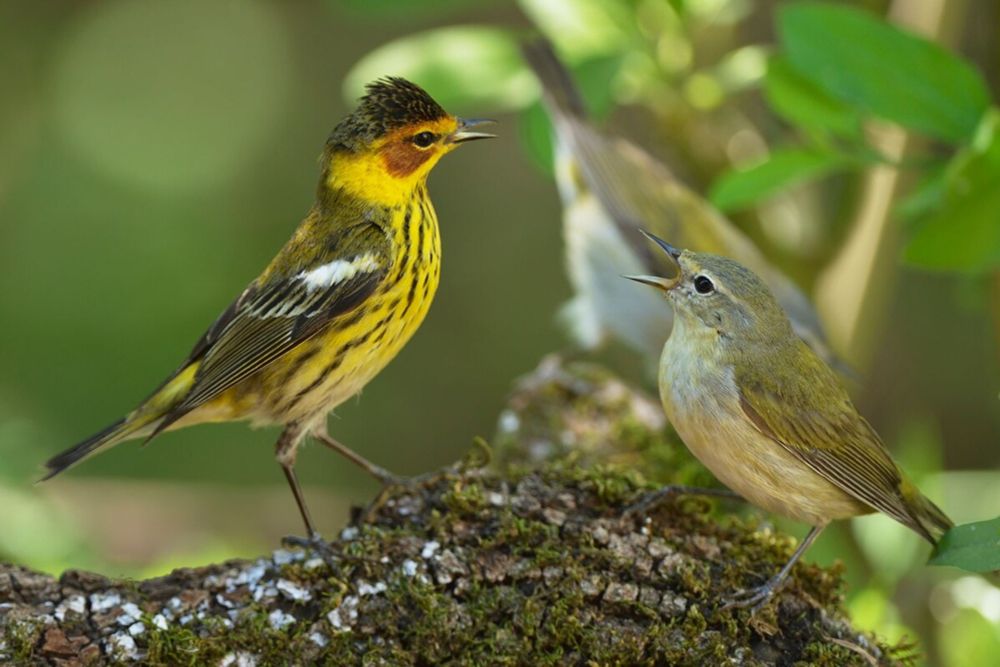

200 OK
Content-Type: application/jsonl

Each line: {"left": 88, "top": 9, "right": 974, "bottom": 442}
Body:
{"left": 381, "top": 143, "right": 434, "bottom": 178}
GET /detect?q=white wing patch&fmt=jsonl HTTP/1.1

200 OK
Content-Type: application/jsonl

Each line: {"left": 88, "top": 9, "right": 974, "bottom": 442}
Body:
{"left": 297, "top": 253, "right": 381, "bottom": 292}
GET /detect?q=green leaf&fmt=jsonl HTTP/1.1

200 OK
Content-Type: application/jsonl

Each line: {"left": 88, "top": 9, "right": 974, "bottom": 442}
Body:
{"left": 905, "top": 108, "right": 1000, "bottom": 272}
{"left": 517, "top": 0, "right": 633, "bottom": 61}
{"left": 904, "top": 177, "right": 1000, "bottom": 272}
{"left": 779, "top": 3, "right": 991, "bottom": 143}
{"left": 709, "top": 148, "right": 855, "bottom": 212}
{"left": 519, "top": 101, "right": 554, "bottom": 175}
{"left": 569, "top": 54, "right": 622, "bottom": 120}
{"left": 764, "top": 56, "right": 862, "bottom": 140}
{"left": 929, "top": 516, "right": 1000, "bottom": 572}
{"left": 344, "top": 26, "right": 536, "bottom": 114}
{"left": 336, "top": 0, "right": 496, "bottom": 19}
{"left": 896, "top": 167, "right": 948, "bottom": 221}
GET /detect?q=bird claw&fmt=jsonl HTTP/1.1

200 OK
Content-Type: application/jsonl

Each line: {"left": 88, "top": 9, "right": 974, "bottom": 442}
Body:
{"left": 622, "top": 487, "right": 675, "bottom": 519}
{"left": 622, "top": 485, "right": 740, "bottom": 520}
{"left": 281, "top": 532, "right": 338, "bottom": 567}
{"left": 371, "top": 467, "right": 408, "bottom": 488}
{"left": 361, "top": 460, "right": 477, "bottom": 523}
{"left": 359, "top": 470, "right": 435, "bottom": 523}
{"left": 721, "top": 582, "right": 780, "bottom": 614}
{"left": 373, "top": 468, "right": 438, "bottom": 491}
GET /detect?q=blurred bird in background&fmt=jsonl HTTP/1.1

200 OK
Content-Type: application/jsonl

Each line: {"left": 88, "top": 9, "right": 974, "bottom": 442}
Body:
{"left": 41, "top": 78, "right": 494, "bottom": 543}
{"left": 521, "top": 38, "right": 839, "bottom": 369}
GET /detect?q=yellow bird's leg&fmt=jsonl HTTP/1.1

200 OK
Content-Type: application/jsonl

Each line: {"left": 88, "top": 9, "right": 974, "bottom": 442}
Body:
{"left": 723, "top": 523, "right": 826, "bottom": 613}
{"left": 624, "top": 484, "right": 742, "bottom": 519}
{"left": 274, "top": 423, "right": 325, "bottom": 542}
{"left": 312, "top": 425, "right": 403, "bottom": 486}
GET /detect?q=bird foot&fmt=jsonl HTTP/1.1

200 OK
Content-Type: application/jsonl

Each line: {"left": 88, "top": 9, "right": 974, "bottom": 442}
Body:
{"left": 622, "top": 487, "right": 675, "bottom": 519}
{"left": 281, "top": 532, "right": 338, "bottom": 567}
{"left": 721, "top": 581, "right": 781, "bottom": 614}
{"left": 372, "top": 467, "right": 446, "bottom": 491}
{"left": 369, "top": 466, "right": 408, "bottom": 488}
{"left": 622, "top": 485, "right": 740, "bottom": 520}
{"left": 361, "top": 460, "right": 477, "bottom": 523}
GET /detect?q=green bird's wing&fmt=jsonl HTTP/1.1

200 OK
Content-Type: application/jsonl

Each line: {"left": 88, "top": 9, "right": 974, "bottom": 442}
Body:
{"left": 152, "top": 219, "right": 391, "bottom": 432}
{"left": 736, "top": 341, "right": 946, "bottom": 543}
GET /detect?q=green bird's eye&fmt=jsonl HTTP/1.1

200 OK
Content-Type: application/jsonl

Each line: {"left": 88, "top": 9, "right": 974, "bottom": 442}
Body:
{"left": 412, "top": 131, "right": 437, "bottom": 148}
{"left": 694, "top": 275, "right": 715, "bottom": 294}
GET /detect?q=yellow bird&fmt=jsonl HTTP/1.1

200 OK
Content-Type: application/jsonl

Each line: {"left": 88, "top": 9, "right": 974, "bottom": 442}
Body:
{"left": 626, "top": 231, "right": 952, "bottom": 610}
{"left": 521, "top": 39, "right": 839, "bottom": 368}
{"left": 43, "top": 78, "right": 494, "bottom": 542}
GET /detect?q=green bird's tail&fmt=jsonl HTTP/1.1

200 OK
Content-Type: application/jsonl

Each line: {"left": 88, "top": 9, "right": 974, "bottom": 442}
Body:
{"left": 521, "top": 38, "right": 588, "bottom": 119}
{"left": 899, "top": 476, "right": 953, "bottom": 545}
{"left": 913, "top": 492, "right": 954, "bottom": 545}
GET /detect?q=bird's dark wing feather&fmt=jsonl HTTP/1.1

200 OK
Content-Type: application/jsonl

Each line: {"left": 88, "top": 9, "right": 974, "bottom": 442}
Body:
{"left": 152, "top": 221, "right": 390, "bottom": 432}
{"left": 736, "top": 343, "right": 934, "bottom": 541}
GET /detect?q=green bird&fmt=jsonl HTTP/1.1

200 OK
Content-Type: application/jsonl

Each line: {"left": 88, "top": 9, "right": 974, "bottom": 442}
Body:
{"left": 625, "top": 231, "right": 952, "bottom": 610}
{"left": 521, "top": 38, "right": 839, "bottom": 368}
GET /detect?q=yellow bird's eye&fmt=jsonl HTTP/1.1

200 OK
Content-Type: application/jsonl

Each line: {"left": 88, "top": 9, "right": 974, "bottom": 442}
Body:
{"left": 412, "top": 131, "right": 437, "bottom": 148}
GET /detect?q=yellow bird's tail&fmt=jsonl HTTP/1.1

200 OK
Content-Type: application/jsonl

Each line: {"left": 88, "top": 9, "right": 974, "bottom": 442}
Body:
{"left": 41, "top": 362, "right": 201, "bottom": 480}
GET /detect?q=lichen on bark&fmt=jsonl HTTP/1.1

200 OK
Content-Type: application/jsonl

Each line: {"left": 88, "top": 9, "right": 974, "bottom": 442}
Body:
{"left": 1, "top": 357, "right": 913, "bottom": 666}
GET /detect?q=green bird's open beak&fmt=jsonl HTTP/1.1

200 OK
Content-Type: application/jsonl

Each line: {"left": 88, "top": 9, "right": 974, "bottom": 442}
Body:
{"left": 624, "top": 229, "right": 682, "bottom": 291}
{"left": 449, "top": 118, "right": 497, "bottom": 143}
{"left": 638, "top": 229, "right": 682, "bottom": 260}
{"left": 623, "top": 274, "right": 679, "bottom": 292}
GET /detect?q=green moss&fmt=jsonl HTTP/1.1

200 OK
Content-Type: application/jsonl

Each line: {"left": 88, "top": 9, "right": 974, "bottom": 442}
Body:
{"left": 5, "top": 446, "right": 902, "bottom": 665}
{"left": 2, "top": 619, "right": 41, "bottom": 663}
{"left": 1, "top": 354, "right": 915, "bottom": 664}
{"left": 143, "top": 621, "right": 206, "bottom": 666}
{"left": 107, "top": 462, "right": 895, "bottom": 664}
{"left": 440, "top": 478, "right": 489, "bottom": 515}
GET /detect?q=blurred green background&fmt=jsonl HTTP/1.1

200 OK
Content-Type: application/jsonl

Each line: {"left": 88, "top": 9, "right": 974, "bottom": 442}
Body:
{"left": 1, "top": 0, "right": 998, "bottom": 664}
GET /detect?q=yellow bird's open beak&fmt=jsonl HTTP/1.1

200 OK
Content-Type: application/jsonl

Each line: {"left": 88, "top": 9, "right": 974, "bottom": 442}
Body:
{"left": 448, "top": 118, "right": 497, "bottom": 143}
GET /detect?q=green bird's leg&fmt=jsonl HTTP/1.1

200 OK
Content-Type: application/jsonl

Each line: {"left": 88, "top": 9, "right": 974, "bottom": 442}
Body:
{"left": 623, "top": 484, "right": 742, "bottom": 519}
{"left": 723, "top": 523, "right": 826, "bottom": 613}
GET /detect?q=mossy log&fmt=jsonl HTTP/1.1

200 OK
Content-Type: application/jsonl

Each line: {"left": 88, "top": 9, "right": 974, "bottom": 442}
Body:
{"left": 1, "top": 357, "right": 910, "bottom": 666}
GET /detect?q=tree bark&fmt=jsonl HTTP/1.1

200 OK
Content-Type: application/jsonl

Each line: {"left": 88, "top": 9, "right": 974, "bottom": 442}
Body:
{"left": 1, "top": 357, "right": 909, "bottom": 666}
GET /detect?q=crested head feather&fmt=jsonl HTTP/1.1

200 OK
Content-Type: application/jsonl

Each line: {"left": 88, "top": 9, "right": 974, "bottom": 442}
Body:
{"left": 328, "top": 77, "right": 448, "bottom": 152}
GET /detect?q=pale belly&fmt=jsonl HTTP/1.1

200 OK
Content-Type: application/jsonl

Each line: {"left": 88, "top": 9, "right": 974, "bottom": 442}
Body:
{"left": 661, "top": 342, "right": 867, "bottom": 525}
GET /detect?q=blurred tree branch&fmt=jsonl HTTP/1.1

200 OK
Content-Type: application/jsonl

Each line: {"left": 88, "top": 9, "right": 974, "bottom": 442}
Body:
{"left": 815, "top": 0, "right": 961, "bottom": 367}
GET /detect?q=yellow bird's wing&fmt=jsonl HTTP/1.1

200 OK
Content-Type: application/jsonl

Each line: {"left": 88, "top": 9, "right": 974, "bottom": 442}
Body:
{"left": 42, "top": 216, "right": 391, "bottom": 477}
{"left": 151, "top": 220, "right": 391, "bottom": 432}
{"left": 735, "top": 341, "right": 946, "bottom": 543}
